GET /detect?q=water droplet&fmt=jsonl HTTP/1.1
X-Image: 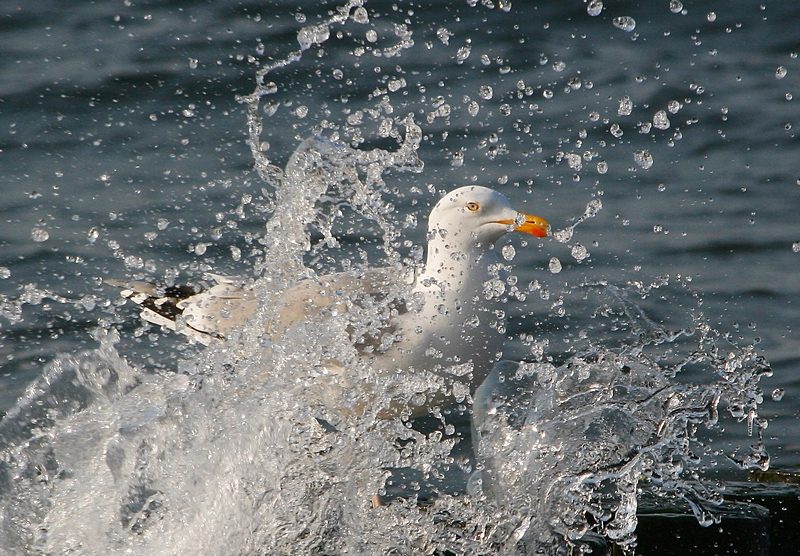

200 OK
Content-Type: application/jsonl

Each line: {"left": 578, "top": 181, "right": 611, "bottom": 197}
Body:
{"left": 653, "top": 110, "right": 671, "bottom": 130}
{"left": 571, "top": 243, "right": 589, "bottom": 261}
{"left": 792, "top": 241, "right": 800, "bottom": 253}
{"left": 587, "top": 0, "right": 603, "bottom": 16}
{"left": 379, "top": 118, "right": 393, "bottom": 137}
{"left": 613, "top": 16, "right": 636, "bottom": 32}
{"left": 667, "top": 99, "right": 682, "bottom": 113}
{"left": 87, "top": 227, "right": 100, "bottom": 243}
{"left": 456, "top": 46, "right": 472, "bottom": 63}
{"left": 366, "top": 29, "right": 378, "bottom": 43}
{"left": 468, "top": 101, "right": 480, "bottom": 117}
{"left": 479, "top": 85, "right": 493, "bottom": 100}
{"left": 553, "top": 60, "right": 566, "bottom": 72}
{"left": 501, "top": 244, "right": 516, "bottom": 261}
{"left": 634, "top": 150, "right": 654, "bottom": 169}
{"left": 775, "top": 66, "right": 788, "bottom": 80}
{"left": 610, "top": 123, "right": 623, "bottom": 138}
{"left": 542, "top": 89, "right": 554, "bottom": 99}
{"left": 618, "top": 96, "right": 633, "bottom": 116}
{"left": 0, "top": 267, "right": 10, "bottom": 279}
{"left": 122, "top": 258, "right": 142, "bottom": 276}
{"left": 188, "top": 58, "right": 198, "bottom": 69}
{"left": 352, "top": 6, "right": 369, "bottom": 24}
{"left": 157, "top": 218, "right": 170, "bottom": 231}
{"left": 669, "top": 0, "right": 683, "bottom": 14}
{"left": 548, "top": 257, "right": 562, "bottom": 274}
{"left": 564, "top": 153, "right": 582, "bottom": 171}
{"left": 436, "top": 27, "right": 453, "bottom": 45}
{"left": 81, "top": 295, "right": 96, "bottom": 312}
{"left": 772, "top": 388, "right": 785, "bottom": 401}
{"left": 596, "top": 161, "right": 608, "bottom": 174}
{"left": 263, "top": 102, "right": 279, "bottom": 117}
{"left": 332, "top": 68, "right": 344, "bottom": 80}
{"left": 297, "top": 23, "right": 330, "bottom": 51}
{"left": 585, "top": 199, "right": 603, "bottom": 217}
{"left": 706, "top": 11, "right": 716, "bottom": 22}
{"left": 295, "top": 105, "right": 308, "bottom": 118}
{"left": 230, "top": 246, "right": 242, "bottom": 261}
{"left": 553, "top": 228, "right": 573, "bottom": 243}
{"left": 388, "top": 78, "right": 405, "bottom": 92}
{"left": 194, "top": 243, "right": 208, "bottom": 256}
{"left": 451, "top": 148, "right": 465, "bottom": 167}
{"left": 31, "top": 227, "right": 49, "bottom": 242}
{"left": 483, "top": 278, "right": 506, "bottom": 300}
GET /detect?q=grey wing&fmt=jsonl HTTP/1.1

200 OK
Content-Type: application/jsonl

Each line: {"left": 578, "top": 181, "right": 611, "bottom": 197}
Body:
{"left": 271, "top": 267, "right": 412, "bottom": 351}
{"left": 107, "top": 274, "right": 256, "bottom": 345}
{"left": 109, "top": 268, "right": 411, "bottom": 347}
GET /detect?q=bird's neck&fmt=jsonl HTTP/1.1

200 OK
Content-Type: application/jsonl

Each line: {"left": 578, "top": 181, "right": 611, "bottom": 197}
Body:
{"left": 405, "top": 234, "right": 505, "bottom": 389}
{"left": 416, "top": 236, "right": 498, "bottom": 302}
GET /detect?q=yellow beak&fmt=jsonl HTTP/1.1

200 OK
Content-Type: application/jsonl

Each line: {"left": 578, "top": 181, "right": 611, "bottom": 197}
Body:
{"left": 495, "top": 213, "right": 550, "bottom": 238}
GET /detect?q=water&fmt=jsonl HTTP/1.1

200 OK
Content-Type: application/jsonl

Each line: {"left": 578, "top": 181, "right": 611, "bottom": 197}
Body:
{"left": 1, "top": 0, "right": 797, "bottom": 553}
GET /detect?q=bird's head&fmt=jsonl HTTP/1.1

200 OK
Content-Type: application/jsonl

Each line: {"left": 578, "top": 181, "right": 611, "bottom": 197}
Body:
{"left": 427, "top": 185, "right": 550, "bottom": 252}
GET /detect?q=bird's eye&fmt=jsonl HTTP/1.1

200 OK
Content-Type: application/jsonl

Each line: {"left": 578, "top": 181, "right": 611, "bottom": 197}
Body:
{"left": 466, "top": 201, "right": 480, "bottom": 212}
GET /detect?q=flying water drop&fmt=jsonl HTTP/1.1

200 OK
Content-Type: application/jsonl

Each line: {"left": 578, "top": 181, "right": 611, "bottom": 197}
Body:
{"left": 613, "top": 16, "right": 636, "bottom": 32}
{"left": 634, "top": 150, "right": 654, "bottom": 169}
{"left": 297, "top": 24, "right": 330, "bottom": 51}
{"left": 653, "top": 110, "right": 671, "bottom": 130}
{"left": 564, "top": 153, "right": 583, "bottom": 171}
{"left": 587, "top": 0, "right": 603, "bottom": 17}
{"left": 618, "top": 96, "right": 633, "bottom": 116}
{"left": 31, "top": 227, "right": 49, "bottom": 242}
{"left": 571, "top": 243, "right": 589, "bottom": 262}
{"left": 352, "top": 6, "right": 369, "bottom": 24}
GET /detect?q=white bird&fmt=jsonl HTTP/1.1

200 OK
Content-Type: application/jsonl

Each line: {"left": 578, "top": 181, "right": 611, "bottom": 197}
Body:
{"left": 109, "top": 186, "right": 549, "bottom": 415}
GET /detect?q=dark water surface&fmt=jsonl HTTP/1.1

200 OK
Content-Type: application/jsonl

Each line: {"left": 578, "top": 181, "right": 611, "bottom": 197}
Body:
{"left": 1, "top": 0, "right": 799, "bottom": 551}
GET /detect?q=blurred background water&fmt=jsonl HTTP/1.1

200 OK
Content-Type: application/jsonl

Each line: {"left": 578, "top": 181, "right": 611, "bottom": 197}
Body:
{"left": 1, "top": 0, "right": 798, "bottom": 552}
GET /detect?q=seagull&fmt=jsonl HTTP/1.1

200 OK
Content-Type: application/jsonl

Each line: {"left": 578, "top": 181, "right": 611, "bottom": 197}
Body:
{"left": 109, "top": 186, "right": 549, "bottom": 416}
